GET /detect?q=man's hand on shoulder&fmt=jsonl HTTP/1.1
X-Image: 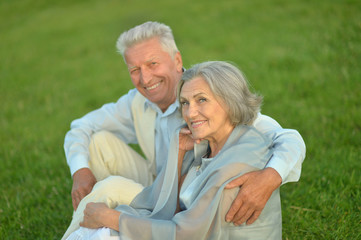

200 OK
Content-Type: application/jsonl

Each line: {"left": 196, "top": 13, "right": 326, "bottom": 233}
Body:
{"left": 225, "top": 168, "right": 282, "bottom": 225}
{"left": 71, "top": 168, "right": 97, "bottom": 210}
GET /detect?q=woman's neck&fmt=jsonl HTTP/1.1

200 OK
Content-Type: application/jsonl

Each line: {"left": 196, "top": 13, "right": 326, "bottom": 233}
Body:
{"left": 207, "top": 125, "right": 235, "bottom": 158}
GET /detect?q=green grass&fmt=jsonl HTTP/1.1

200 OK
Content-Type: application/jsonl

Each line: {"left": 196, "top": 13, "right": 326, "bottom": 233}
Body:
{"left": 1, "top": 0, "right": 360, "bottom": 239}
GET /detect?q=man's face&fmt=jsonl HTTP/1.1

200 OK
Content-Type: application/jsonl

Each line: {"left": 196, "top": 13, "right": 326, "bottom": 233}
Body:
{"left": 124, "top": 37, "right": 183, "bottom": 112}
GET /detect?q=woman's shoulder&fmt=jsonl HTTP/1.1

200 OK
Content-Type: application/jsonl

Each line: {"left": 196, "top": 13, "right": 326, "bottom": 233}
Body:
{"left": 213, "top": 125, "right": 273, "bottom": 170}
{"left": 230, "top": 125, "right": 272, "bottom": 149}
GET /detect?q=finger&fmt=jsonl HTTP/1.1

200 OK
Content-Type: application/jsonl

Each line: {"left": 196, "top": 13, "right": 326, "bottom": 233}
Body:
{"left": 79, "top": 220, "right": 85, "bottom": 227}
{"left": 230, "top": 200, "right": 250, "bottom": 222}
{"left": 225, "top": 175, "right": 247, "bottom": 189}
{"left": 246, "top": 210, "right": 262, "bottom": 225}
{"left": 73, "top": 188, "right": 88, "bottom": 210}
{"left": 73, "top": 199, "right": 79, "bottom": 211}
{"left": 180, "top": 127, "right": 191, "bottom": 134}
{"left": 72, "top": 192, "right": 80, "bottom": 211}
{"left": 226, "top": 197, "right": 243, "bottom": 222}
{"left": 234, "top": 209, "right": 254, "bottom": 226}
{"left": 72, "top": 195, "right": 77, "bottom": 210}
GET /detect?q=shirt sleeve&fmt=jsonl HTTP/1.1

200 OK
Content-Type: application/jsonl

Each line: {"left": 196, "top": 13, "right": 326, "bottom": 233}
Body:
{"left": 116, "top": 164, "right": 253, "bottom": 240}
{"left": 64, "top": 89, "right": 138, "bottom": 176}
{"left": 253, "top": 113, "right": 306, "bottom": 184}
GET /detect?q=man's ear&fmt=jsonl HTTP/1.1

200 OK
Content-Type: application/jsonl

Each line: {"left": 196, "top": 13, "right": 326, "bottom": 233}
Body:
{"left": 174, "top": 52, "right": 183, "bottom": 72}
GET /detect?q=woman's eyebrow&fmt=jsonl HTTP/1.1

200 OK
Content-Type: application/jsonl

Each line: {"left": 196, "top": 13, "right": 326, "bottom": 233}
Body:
{"left": 193, "top": 92, "right": 207, "bottom": 98}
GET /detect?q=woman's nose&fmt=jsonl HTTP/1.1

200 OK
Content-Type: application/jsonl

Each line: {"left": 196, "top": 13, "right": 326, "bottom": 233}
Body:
{"left": 186, "top": 103, "right": 198, "bottom": 119}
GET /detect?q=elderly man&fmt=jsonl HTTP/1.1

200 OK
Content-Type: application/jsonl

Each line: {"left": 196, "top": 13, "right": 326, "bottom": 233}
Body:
{"left": 63, "top": 21, "right": 305, "bottom": 238}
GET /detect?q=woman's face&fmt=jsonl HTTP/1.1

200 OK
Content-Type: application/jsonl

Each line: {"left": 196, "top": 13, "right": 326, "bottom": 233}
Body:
{"left": 180, "top": 77, "right": 233, "bottom": 142}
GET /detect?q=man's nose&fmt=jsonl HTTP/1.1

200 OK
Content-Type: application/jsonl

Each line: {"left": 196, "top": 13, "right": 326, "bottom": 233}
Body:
{"left": 140, "top": 67, "right": 152, "bottom": 85}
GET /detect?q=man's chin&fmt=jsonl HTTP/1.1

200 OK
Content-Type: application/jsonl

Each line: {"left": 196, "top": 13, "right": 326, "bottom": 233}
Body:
{"left": 139, "top": 91, "right": 160, "bottom": 102}
{"left": 146, "top": 95, "right": 163, "bottom": 105}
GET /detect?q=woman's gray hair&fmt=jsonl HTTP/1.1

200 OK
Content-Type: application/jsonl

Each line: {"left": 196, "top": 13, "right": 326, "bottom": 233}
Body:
{"left": 177, "top": 61, "right": 263, "bottom": 125}
{"left": 116, "top": 21, "right": 179, "bottom": 59}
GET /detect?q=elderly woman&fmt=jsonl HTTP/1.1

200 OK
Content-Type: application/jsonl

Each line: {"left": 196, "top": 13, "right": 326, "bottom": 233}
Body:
{"left": 67, "top": 61, "right": 282, "bottom": 239}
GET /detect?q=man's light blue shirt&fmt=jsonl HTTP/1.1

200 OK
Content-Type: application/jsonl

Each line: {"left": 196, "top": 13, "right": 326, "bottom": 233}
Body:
{"left": 144, "top": 97, "right": 184, "bottom": 174}
{"left": 64, "top": 88, "right": 305, "bottom": 184}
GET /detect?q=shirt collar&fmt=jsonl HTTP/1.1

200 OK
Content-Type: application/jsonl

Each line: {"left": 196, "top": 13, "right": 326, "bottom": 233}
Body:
{"left": 144, "top": 98, "right": 180, "bottom": 117}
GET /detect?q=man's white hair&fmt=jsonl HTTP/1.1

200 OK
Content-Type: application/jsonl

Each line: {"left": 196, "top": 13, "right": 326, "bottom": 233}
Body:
{"left": 116, "top": 21, "right": 179, "bottom": 59}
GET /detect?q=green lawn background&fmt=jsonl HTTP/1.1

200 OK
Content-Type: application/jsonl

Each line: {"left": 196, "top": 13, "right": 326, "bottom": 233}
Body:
{"left": 1, "top": 0, "right": 360, "bottom": 239}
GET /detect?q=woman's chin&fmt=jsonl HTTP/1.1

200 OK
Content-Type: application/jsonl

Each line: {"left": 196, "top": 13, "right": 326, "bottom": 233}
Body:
{"left": 192, "top": 134, "right": 205, "bottom": 143}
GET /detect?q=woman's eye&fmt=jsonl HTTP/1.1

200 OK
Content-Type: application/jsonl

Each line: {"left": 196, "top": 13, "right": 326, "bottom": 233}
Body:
{"left": 199, "top": 98, "right": 206, "bottom": 103}
{"left": 181, "top": 101, "right": 188, "bottom": 106}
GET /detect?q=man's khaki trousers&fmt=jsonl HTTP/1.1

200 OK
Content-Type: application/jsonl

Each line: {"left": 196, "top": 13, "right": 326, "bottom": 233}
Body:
{"left": 62, "top": 131, "right": 154, "bottom": 239}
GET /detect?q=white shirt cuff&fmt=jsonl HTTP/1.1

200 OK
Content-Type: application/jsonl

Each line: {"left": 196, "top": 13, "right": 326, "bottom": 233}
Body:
{"left": 69, "top": 155, "right": 90, "bottom": 176}
{"left": 265, "top": 157, "right": 288, "bottom": 183}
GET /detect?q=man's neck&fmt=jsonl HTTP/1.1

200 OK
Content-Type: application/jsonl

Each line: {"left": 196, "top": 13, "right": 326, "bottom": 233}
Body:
{"left": 158, "top": 97, "right": 177, "bottom": 113}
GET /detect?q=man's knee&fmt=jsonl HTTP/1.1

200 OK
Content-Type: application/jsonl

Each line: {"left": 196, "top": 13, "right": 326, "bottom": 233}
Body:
{"left": 90, "top": 131, "right": 132, "bottom": 156}
{"left": 89, "top": 131, "right": 128, "bottom": 167}
{"left": 89, "top": 131, "right": 149, "bottom": 184}
{"left": 91, "top": 176, "right": 144, "bottom": 206}
{"left": 91, "top": 131, "right": 120, "bottom": 145}
{"left": 92, "top": 176, "right": 122, "bottom": 193}
{"left": 93, "top": 176, "right": 142, "bottom": 191}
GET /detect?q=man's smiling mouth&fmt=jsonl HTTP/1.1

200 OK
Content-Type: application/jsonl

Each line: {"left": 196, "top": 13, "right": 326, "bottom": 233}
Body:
{"left": 145, "top": 82, "right": 161, "bottom": 90}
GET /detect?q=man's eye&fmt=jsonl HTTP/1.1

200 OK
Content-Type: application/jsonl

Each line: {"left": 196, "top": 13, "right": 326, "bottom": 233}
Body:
{"left": 130, "top": 68, "right": 139, "bottom": 74}
{"left": 150, "top": 62, "right": 158, "bottom": 67}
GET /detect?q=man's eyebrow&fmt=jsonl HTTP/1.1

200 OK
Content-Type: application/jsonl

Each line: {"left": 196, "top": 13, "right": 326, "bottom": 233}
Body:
{"left": 145, "top": 57, "right": 158, "bottom": 64}
{"left": 128, "top": 57, "right": 158, "bottom": 70}
{"left": 128, "top": 65, "right": 139, "bottom": 71}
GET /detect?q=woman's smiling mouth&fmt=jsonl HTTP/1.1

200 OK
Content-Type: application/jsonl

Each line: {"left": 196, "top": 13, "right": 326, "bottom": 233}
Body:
{"left": 191, "top": 120, "right": 207, "bottom": 128}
